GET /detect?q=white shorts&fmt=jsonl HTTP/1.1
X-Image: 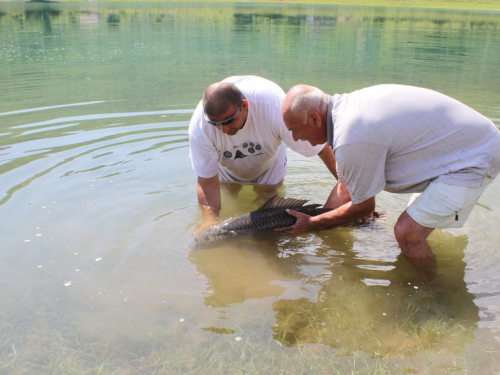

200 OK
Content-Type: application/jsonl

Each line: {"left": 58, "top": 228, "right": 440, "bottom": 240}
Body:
{"left": 406, "top": 177, "right": 493, "bottom": 228}
{"left": 218, "top": 142, "right": 287, "bottom": 185}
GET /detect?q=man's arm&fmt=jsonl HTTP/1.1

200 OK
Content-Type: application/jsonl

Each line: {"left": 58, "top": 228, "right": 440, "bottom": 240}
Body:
{"left": 307, "top": 196, "right": 375, "bottom": 230}
{"left": 324, "top": 180, "right": 351, "bottom": 209}
{"left": 324, "top": 180, "right": 377, "bottom": 221}
{"left": 197, "top": 175, "right": 221, "bottom": 227}
{"left": 276, "top": 181, "right": 375, "bottom": 234}
{"left": 317, "top": 145, "right": 338, "bottom": 180}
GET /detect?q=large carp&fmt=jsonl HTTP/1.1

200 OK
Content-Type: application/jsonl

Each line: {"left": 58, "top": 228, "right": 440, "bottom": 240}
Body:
{"left": 192, "top": 195, "right": 334, "bottom": 249}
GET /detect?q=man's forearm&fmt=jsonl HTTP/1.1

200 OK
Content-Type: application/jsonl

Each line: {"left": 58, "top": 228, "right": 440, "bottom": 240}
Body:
{"left": 311, "top": 197, "right": 375, "bottom": 230}
{"left": 324, "top": 181, "right": 351, "bottom": 209}
{"left": 279, "top": 195, "right": 376, "bottom": 235}
{"left": 197, "top": 176, "right": 221, "bottom": 220}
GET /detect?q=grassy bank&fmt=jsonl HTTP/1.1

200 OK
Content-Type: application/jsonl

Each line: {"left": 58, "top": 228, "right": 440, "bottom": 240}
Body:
{"left": 5, "top": 0, "right": 497, "bottom": 12}
{"left": 39, "top": 0, "right": 500, "bottom": 12}
{"left": 281, "top": 0, "right": 499, "bottom": 11}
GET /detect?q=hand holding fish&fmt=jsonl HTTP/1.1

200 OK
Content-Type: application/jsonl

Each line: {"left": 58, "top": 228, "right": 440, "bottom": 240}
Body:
{"left": 277, "top": 196, "right": 378, "bottom": 236}
{"left": 275, "top": 209, "right": 314, "bottom": 235}
{"left": 357, "top": 210, "right": 378, "bottom": 223}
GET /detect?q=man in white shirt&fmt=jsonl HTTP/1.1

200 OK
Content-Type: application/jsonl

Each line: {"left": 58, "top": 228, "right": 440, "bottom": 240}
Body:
{"left": 280, "top": 83, "right": 500, "bottom": 268}
{"left": 189, "top": 76, "right": 337, "bottom": 226}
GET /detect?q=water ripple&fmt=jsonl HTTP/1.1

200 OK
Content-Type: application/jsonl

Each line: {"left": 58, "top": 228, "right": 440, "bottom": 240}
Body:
{"left": 0, "top": 101, "right": 109, "bottom": 117}
{"left": 0, "top": 107, "right": 192, "bottom": 207}
{"left": 11, "top": 109, "right": 194, "bottom": 129}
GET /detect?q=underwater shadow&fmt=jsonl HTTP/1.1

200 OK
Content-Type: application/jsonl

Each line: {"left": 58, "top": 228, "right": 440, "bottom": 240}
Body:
{"left": 271, "top": 233, "right": 479, "bottom": 356}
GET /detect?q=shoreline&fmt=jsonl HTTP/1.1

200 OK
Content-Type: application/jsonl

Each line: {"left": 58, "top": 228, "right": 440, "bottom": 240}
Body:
{"left": 1, "top": 0, "right": 499, "bottom": 12}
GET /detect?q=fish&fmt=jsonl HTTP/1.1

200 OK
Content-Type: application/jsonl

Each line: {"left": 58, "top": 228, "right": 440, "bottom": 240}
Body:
{"left": 192, "top": 195, "right": 333, "bottom": 249}
{"left": 191, "top": 195, "right": 385, "bottom": 249}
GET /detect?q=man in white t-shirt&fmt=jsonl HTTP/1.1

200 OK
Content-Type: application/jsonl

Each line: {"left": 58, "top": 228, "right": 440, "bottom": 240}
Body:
{"left": 280, "top": 83, "right": 500, "bottom": 269}
{"left": 189, "top": 76, "right": 337, "bottom": 226}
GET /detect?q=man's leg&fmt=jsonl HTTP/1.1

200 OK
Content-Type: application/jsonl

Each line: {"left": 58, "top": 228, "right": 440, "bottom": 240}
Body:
{"left": 222, "top": 182, "right": 243, "bottom": 195}
{"left": 395, "top": 178, "right": 494, "bottom": 273}
{"left": 394, "top": 211, "right": 437, "bottom": 273}
{"left": 394, "top": 211, "right": 435, "bottom": 258}
{"left": 253, "top": 179, "right": 283, "bottom": 196}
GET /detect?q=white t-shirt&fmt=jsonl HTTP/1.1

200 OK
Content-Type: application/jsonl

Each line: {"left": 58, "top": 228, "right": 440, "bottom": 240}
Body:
{"left": 189, "top": 76, "right": 325, "bottom": 184}
{"left": 328, "top": 84, "right": 500, "bottom": 204}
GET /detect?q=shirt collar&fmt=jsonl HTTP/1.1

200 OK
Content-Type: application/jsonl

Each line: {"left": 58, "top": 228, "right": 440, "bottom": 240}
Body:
{"left": 326, "top": 95, "right": 335, "bottom": 147}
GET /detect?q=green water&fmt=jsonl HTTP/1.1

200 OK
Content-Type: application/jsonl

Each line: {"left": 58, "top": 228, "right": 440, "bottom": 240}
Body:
{"left": 0, "top": 2, "right": 499, "bottom": 374}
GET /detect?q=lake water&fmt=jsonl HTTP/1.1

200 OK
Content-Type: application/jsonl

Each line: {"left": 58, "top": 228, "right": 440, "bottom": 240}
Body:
{"left": 1, "top": 2, "right": 500, "bottom": 374}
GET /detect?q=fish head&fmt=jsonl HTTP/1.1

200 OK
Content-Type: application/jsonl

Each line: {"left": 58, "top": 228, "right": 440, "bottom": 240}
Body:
{"left": 190, "top": 223, "right": 236, "bottom": 250}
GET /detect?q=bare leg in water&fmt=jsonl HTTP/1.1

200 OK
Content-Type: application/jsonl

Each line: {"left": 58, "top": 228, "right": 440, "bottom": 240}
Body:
{"left": 394, "top": 211, "right": 437, "bottom": 280}
{"left": 253, "top": 179, "right": 284, "bottom": 197}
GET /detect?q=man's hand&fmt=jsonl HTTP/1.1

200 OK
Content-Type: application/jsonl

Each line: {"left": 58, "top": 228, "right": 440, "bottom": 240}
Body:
{"left": 275, "top": 209, "right": 313, "bottom": 235}
{"left": 276, "top": 196, "right": 377, "bottom": 235}
{"left": 357, "top": 210, "right": 379, "bottom": 223}
{"left": 195, "top": 206, "right": 219, "bottom": 234}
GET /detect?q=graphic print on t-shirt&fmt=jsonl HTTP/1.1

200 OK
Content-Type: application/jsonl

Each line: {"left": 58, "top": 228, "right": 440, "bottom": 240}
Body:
{"left": 223, "top": 141, "right": 263, "bottom": 160}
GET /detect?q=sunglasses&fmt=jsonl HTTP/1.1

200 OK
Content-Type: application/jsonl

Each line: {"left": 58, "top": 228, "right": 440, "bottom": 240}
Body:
{"left": 204, "top": 102, "right": 242, "bottom": 126}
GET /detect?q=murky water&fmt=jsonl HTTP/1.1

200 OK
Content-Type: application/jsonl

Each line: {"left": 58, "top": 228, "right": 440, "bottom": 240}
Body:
{"left": 1, "top": 2, "right": 499, "bottom": 374}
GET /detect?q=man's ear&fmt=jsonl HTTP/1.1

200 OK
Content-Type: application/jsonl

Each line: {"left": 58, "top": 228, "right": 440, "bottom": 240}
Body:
{"left": 310, "top": 111, "right": 321, "bottom": 128}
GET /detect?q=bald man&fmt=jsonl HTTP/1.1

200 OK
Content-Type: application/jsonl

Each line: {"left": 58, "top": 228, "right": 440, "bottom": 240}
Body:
{"left": 280, "top": 83, "right": 500, "bottom": 267}
{"left": 188, "top": 76, "right": 337, "bottom": 226}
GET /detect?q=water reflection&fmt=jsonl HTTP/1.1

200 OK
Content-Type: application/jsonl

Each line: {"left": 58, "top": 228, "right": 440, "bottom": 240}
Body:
{"left": 80, "top": 12, "right": 99, "bottom": 30}
{"left": 2, "top": 5, "right": 499, "bottom": 115}
{"left": 188, "top": 219, "right": 358, "bottom": 307}
{"left": 191, "top": 230, "right": 478, "bottom": 355}
{"left": 24, "top": 8, "right": 61, "bottom": 34}
{"left": 189, "top": 244, "right": 291, "bottom": 307}
{"left": 272, "top": 234, "right": 478, "bottom": 354}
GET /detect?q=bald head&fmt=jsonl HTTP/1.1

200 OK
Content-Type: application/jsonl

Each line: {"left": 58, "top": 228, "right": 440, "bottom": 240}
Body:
{"left": 281, "top": 84, "right": 329, "bottom": 146}
{"left": 202, "top": 82, "right": 244, "bottom": 118}
{"left": 282, "top": 84, "right": 328, "bottom": 124}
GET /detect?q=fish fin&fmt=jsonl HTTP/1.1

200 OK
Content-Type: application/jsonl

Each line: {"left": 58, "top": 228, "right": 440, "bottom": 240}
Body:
{"left": 257, "top": 195, "right": 310, "bottom": 211}
{"left": 302, "top": 204, "right": 323, "bottom": 210}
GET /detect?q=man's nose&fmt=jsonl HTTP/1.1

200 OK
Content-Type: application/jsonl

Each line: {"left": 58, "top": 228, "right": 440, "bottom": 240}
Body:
{"left": 219, "top": 125, "right": 230, "bottom": 134}
{"left": 292, "top": 132, "right": 299, "bottom": 142}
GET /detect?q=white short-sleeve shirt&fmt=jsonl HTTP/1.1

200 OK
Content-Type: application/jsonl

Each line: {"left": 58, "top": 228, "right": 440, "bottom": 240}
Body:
{"left": 328, "top": 84, "right": 500, "bottom": 204}
{"left": 189, "top": 76, "right": 325, "bottom": 184}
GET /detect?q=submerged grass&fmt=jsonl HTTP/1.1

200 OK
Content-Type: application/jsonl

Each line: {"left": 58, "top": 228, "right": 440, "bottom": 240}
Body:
{"left": 1, "top": 281, "right": 499, "bottom": 375}
{"left": 1, "top": 319, "right": 494, "bottom": 375}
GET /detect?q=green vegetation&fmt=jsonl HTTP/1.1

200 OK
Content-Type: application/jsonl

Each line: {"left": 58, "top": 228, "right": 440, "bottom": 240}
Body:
{"left": 1, "top": 278, "right": 497, "bottom": 375}
{"left": 0, "top": 286, "right": 494, "bottom": 375}
{"left": 37, "top": 0, "right": 500, "bottom": 12}
{"left": 289, "top": 0, "right": 499, "bottom": 11}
